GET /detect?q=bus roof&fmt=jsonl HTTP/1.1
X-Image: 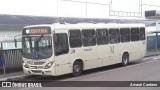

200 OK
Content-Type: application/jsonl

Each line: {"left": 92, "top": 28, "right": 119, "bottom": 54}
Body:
{"left": 24, "top": 23, "right": 145, "bottom": 30}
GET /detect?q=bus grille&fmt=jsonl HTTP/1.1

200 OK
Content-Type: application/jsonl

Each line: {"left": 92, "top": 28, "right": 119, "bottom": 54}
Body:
{"left": 31, "top": 70, "right": 42, "bottom": 73}
{"left": 34, "top": 62, "right": 46, "bottom": 65}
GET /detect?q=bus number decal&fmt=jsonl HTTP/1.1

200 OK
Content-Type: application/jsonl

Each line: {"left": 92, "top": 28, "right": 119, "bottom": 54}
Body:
{"left": 84, "top": 48, "right": 92, "bottom": 51}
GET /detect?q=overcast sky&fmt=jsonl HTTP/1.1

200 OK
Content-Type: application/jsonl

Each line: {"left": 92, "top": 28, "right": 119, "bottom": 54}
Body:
{"left": 0, "top": 0, "right": 160, "bottom": 17}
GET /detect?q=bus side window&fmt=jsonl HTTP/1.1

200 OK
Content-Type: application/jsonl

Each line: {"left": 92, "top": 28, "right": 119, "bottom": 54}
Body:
{"left": 109, "top": 29, "right": 120, "bottom": 44}
{"left": 82, "top": 29, "right": 96, "bottom": 47}
{"left": 140, "top": 27, "right": 145, "bottom": 40}
{"left": 54, "top": 33, "right": 69, "bottom": 56}
{"left": 131, "top": 28, "right": 139, "bottom": 41}
{"left": 69, "top": 30, "right": 82, "bottom": 48}
{"left": 96, "top": 29, "right": 109, "bottom": 45}
{"left": 120, "top": 28, "right": 130, "bottom": 42}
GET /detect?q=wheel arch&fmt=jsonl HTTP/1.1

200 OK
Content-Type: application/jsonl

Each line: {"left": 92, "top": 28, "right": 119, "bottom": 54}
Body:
{"left": 71, "top": 58, "right": 84, "bottom": 76}
{"left": 122, "top": 51, "right": 129, "bottom": 58}
{"left": 72, "top": 58, "right": 84, "bottom": 70}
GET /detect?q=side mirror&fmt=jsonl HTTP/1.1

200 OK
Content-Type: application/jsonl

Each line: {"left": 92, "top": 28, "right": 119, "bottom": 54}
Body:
{"left": 14, "top": 38, "right": 17, "bottom": 48}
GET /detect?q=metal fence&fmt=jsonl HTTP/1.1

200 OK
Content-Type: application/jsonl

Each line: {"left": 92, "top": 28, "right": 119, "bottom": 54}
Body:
{"left": 0, "top": 49, "right": 22, "bottom": 74}
{"left": 0, "top": 37, "right": 22, "bottom": 74}
{"left": 147, "top": 35, "right": 160, "bottom": 50}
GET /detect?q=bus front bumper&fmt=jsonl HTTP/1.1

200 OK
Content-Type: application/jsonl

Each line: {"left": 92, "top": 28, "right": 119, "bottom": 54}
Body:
{"left": 23, "top": 67, "right": 56, "bottom": 76}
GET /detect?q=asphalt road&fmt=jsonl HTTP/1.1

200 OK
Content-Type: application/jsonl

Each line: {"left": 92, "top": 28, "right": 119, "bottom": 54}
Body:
{"left": 1, "top": 55, "right": 160, "bottom": 90}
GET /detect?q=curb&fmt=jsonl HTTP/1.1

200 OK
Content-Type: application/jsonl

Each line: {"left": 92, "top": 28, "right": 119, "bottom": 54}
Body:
{"left": 0, "top": 75, "right": 27, "bottom": 81}
{"left": 0, "top": 78, "right": 8, "bottom": 81}
{"left": 144, "top": 54, "right": 160, "bottom": 58}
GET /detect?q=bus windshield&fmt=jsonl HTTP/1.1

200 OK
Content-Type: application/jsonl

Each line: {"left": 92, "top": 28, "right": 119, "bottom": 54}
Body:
{"left": 22, "top": 35, "right": 52, "bottom": 59}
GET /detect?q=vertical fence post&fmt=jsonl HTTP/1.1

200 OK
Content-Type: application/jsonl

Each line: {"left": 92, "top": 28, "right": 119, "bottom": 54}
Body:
{"left": 1, "top": 42, "right": 5, "bottom": 74}
{"left": 3, "top": 52, "right": 5, "bottom": 75}
{"left": 155, "top": 33, "right": 158, "bottom": 51}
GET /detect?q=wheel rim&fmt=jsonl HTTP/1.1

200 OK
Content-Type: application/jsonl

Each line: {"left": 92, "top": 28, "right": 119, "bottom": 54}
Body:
{"left": 123, "top": 57, "right": 128, "bottom": 65}
{"left": 74, "top": 65, "right": 80, "bottom": 73}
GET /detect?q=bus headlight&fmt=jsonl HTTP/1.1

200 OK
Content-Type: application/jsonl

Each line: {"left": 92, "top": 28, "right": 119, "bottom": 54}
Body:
{"left": 23, "top": 62, "right": 29, "bottom": 68}
{"left": 44, "top": 61, "right": 54, "bottom": 69}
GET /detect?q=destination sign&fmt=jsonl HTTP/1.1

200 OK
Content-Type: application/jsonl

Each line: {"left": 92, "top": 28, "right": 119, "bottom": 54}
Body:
{"left": 23, "top": 27, "right": 51, "bottom": 35}
{"left": 28, "top": 29, "right": 48, "bottom": 34}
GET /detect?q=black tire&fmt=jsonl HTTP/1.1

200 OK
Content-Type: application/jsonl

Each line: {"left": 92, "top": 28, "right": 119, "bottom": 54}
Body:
{"left": 122, "top": 53, "right": 129, "bottom": 66}
{"left": 72, "top": 61, "right": 82, "bottom": 77}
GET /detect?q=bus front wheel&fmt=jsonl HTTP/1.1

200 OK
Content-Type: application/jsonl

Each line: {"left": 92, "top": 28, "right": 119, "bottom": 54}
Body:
{"left": 72, "top": 61, "right": 82, "bottom": 76}
{"left": 122, "top": 53, "right": 129, "bottom": 66}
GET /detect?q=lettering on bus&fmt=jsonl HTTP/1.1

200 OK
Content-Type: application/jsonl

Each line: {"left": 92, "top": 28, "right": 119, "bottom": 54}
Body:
{"left": 84, "top": 48, "right": 92, "bottom": 51}
{"left": 23, "top": 27, "right": 51, "bottom": 35}
{"left": 30, "top": 29, "right": 48, "bottom": 34}
{"left": 110, "top": 46, "right": 114, "bottom": 54}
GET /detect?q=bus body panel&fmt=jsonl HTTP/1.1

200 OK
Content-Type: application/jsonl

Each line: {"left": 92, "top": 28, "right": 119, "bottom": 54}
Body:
{"left": 109, "top": 44, "right": 122, "bottom": 64}
{"left": 120, "top": 42, "right": 131, "bottom": 59}
{"left": 141, "top": 40, "right": 147, "bottom": 58}
{"left": 97, "top": 45, "right": 110, "bottom": 67}
{"left": 83, "top": 46, "right": 97, "bottom": 70}
{"left": 129, "top": 41, "right": 141, "bottom": 61}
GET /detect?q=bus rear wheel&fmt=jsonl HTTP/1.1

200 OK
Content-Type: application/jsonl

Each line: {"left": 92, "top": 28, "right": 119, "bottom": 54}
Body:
{"left": 72, "top": 61, "right": 82, "bottom": 77}
{"left": 122, "top": 53, "right": 129, "bottom": 66}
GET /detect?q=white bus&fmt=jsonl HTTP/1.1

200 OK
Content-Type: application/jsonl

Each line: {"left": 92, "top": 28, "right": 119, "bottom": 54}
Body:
{"left": 21, "top": 23, "right": 146, "bottom": 76}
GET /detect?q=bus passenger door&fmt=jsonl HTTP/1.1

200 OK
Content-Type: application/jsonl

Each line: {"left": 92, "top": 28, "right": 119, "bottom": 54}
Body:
{"left": 54, "top": 33, "right": 71, "bottom": 75}
{"left": 82, "top": 29, "right": 97, "bottom": 70}
{"left": 83, "top": 46, "right": 97, "bottom": 69}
